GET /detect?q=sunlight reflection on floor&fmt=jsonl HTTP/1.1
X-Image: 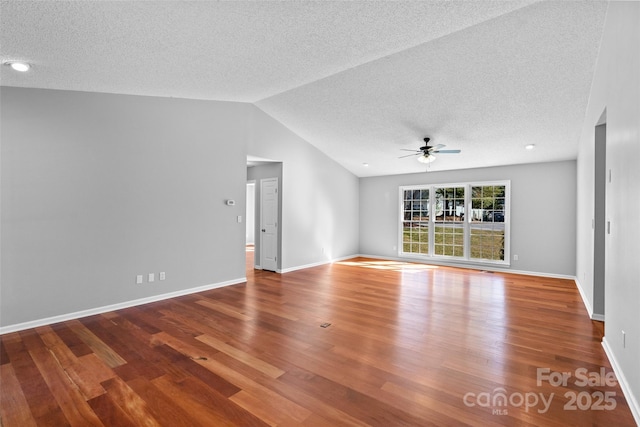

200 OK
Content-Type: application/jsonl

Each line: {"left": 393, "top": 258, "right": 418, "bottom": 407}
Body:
{"left": 335, "top": 260, "right": 439, "bottom": 272}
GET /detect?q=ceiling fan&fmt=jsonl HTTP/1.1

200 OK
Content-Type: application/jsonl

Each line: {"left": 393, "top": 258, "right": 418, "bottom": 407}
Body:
{"left": 399, "top": 137, "right": 461, "bottom": 163}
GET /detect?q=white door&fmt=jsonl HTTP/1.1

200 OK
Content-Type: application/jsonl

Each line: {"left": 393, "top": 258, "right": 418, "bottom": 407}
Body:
{"left": 260, "top": 178, "right": 278, "bottom": 271}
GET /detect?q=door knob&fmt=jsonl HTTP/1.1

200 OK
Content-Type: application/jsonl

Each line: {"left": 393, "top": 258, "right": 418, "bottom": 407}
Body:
{"left": 262, "top": 229, "right": 266, "bottom": 232}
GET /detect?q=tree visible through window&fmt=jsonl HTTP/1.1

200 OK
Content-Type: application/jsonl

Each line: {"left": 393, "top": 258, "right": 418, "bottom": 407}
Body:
{"left": 434, "top": 186, "right": 465, "bottom": 257}
{"left": 470, "top": 185, "right": 506, "bottom": 261}
{"left": 402, "top": 189, "right": 429, "bottom": 254}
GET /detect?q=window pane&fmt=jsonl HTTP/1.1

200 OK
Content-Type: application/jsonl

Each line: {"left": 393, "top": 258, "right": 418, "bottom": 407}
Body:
{"left": 433, "top": 186, "right": 464, "bottom": 258}
{"left": 469, "top": 184, "right": 506, "bottom": 261}
{"left": 401, "top": 187, "right": 429, "bottom": 256}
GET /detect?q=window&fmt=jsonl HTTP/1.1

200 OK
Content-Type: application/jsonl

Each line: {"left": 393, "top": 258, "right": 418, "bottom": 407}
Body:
{"left": 399, "top": 181, "right": 510, "bottom": 265}
{"left": 470, "top": 185, "right": 506, "bottom": 261}
{"left": 434, "top": 186, "right": 465, "bottom": 257}
{"left": 402, "top": 189, "right": 429, "bottom": 254}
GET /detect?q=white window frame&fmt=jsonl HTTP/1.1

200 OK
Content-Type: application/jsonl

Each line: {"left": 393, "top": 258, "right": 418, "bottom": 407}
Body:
{"left": 398, "top": 180, "right": 511, "bottom": 266}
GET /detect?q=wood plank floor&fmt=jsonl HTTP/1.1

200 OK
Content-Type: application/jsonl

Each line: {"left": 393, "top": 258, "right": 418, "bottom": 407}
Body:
{"left": 1, "top": 253, "right": 636, "bottom": 426}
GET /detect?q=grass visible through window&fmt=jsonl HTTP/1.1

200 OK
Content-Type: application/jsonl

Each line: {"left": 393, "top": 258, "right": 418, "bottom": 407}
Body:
{"left": 403, "top": 226, "right": 504, "bottom": 260}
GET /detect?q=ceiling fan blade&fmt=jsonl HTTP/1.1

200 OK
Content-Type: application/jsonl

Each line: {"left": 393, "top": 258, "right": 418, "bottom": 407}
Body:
{"left": 433, "top": 149, "right": 461, "bottom": 154}
{"left": 398, "top": 153, "right": 421, "bottom": 158}
{"left": 399, "top": 149, "right": 420, "bottom": 152}
{"left": 432, "top": 144, "right": 445, "bottom": 150}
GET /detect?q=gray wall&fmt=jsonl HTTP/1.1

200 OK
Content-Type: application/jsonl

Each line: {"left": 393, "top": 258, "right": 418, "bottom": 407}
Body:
{"left": 1, "top": 87, "right": 250, "bottom": 326}
{"left": 592, "top": 123, "right": 606, "bottom": 317}
{"left": 247, "top": 105, "right": 360, "bottom": 271}
{"left": 575, "top": 2, "right": 640, "bottom": 419}
{"left": 1, "top": 87, "right": 361, "bottom": 329}
{"left": 360, "top": 161, "right": 577, "bottom": 276}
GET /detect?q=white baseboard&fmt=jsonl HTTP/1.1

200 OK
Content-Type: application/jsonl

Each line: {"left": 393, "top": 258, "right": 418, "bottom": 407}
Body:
{"left": 278, "top": 254, "right": 358, "bottom": 274}
{"left": 0, "top": 277, "right": 246, "bottom": 335}
{"left": 602, "top": 337, "right": 640, "bottom": 426}
{"left": 574, "top": 277, "right": 606, "bottom": 321}
{"left": 574, "top": 276, "right": 595, "bottom": 317}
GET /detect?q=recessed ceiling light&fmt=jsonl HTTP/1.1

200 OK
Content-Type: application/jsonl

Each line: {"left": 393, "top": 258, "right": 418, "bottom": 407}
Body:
{"left": 525, "top": 144, "right": 535, "bottom": 150}
{"left": 362, "top": 163, "right": 369, "bottom": 167}
{"left": 5, "top": 61, "right": 31, "bottom": 72}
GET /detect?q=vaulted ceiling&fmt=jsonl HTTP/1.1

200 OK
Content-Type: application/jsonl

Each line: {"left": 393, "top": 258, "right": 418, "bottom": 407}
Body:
{"left": 1, "top": 1, "right": 607, "bottom": 177}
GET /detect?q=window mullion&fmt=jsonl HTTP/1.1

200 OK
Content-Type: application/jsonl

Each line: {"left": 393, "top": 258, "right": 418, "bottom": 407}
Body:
{"left": 464, "top": 184, "right": 470, "bottom": 259}
{"left": 428, "top": 186, "right": 434, "bottom": 256}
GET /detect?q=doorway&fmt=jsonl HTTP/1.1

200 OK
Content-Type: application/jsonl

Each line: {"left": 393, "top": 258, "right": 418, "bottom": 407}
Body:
{"left": 593, "top": 118, "right": 606, "bottom": 320}
{"left": 247, "top": 159, "right": 282, "bottom": 272}
{"left": 246, "top": 182, "right": 256, "bottom": 246}
{"left": 246, "top": 181, "right": 256, "bottom": 272}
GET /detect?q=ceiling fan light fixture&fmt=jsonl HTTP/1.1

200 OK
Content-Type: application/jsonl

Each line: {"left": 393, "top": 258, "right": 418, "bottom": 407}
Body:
{"left": 417, "top": 154, "right": 436, "bottom": 164}
{"left": 525, "top": 144, "right": 535, "bottom": 150}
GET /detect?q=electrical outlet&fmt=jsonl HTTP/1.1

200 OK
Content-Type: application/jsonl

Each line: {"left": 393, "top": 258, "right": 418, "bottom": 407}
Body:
{"left": 159, "top": 272, "right": 166, "bottom": 281}
{"left": 148, "top": 273, "right": 155, "bottom": 283}
{"left": 513, "top": 254, "right": 519, "bottom": 261}
{"left": 136, "top": 275, "right": 143, "bottom": 284}
{"left": 622, "top": 330, "right": 626, "bottom": 348}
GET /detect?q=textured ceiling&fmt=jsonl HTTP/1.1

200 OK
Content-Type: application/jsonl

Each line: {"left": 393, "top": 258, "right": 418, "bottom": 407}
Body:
{"left": 1, "top": 1, "right": 607, "bottom": 177}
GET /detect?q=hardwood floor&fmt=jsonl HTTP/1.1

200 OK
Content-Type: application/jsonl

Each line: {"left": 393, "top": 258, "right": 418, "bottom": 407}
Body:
{"left": 1, "top": 253, "right": 636, "bottom": 426}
